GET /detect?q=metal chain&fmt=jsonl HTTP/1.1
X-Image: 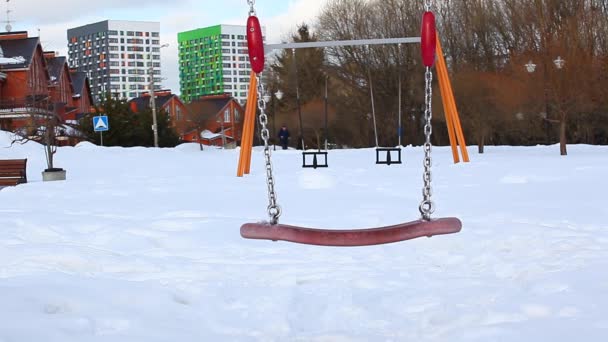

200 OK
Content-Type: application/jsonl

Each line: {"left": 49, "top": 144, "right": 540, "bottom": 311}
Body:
{"left": 247, "top": 0, "right": 279, "bottom": 223}
{"left": 247, "top": 0, "right": 256, "bottom": 16}
{"left": 424, "top": 0, "right": 432, "bottom": 12}
{"left": 255, "top": 74, "right": 281, "bottom": 224}
{"left": 419, "top": 67, "right": 434, "bottom": 221}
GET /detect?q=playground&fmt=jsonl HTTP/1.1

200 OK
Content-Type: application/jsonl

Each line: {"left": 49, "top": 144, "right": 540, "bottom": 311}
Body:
{"left": 1, "top": 130, "right": 608, "bottom": 340}
{"left": 1, "top": 0, "right": 607, "bottom": 340}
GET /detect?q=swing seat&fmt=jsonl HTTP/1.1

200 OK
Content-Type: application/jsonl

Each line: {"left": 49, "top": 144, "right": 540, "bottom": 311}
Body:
{"left": 241, "top": 217, "right": 461, "bottom": 246}
{"left": 302, "top": 151, "right": 329, "bottom": 169}
{"left": 376, "top": 147, "right": 402, "bottom": 165}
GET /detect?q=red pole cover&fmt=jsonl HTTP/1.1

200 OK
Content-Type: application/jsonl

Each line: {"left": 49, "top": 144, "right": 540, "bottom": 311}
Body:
{"left": 420, "top": 11, "right": 437, "bottom": 68}
{"left": 247, "top": 16, "right": 265, "bottom": 73}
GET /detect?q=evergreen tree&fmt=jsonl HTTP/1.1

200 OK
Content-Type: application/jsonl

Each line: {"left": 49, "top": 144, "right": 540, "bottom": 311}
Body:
{"left": 79, "top": 96, "right": 180, "bottom": 147}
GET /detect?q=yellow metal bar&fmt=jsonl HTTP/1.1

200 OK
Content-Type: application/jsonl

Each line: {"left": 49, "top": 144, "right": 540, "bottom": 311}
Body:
{"left": 437, "top": 59, "right": 460, "bottom": 163}
{"left": 244, "top": 74, "right": 258, "bottom": 174}
{"left": 237, "top": 73, "right": 258, "bottom": 177}
{"left": 436, "top": 33, "right": 470, "bottom": 163}
{"left": 435, "top": 39, "right": 460, "bottom": 163}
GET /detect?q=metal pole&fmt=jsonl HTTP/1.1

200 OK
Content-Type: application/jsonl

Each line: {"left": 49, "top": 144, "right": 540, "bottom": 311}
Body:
{"left": 398, "top": 44, "right": 403, "bottom": 147}
{"left": 150, "top": 68, "right": 158, "bottom": 148}
{"left": 297, "top": 87, "right": 304, "bottom": 150}
{"left": 264, "top": 37, "right": 421, "bottom": 52}
{"left": 324, "top": 75, "right": 328, "bottom": 151}
{"left": 368, "top": 68, "right": 379, "bottom": 147}
{"left": 293, "top": 49, "right": 305, "bottom": 151}
{"left": 220, "top": 118, "right": 226, "bottom": 148}
{"left": 398, "top": 73, "right": 402, "bottom": 147}
{"left": 100, "top": 131, "right": 103, "bottom": 147}
{"left": 272, "top": 95, "right": 276, "bottom": 151}
{"left": 149, "top": 43, "right": 168, "bottom": 147}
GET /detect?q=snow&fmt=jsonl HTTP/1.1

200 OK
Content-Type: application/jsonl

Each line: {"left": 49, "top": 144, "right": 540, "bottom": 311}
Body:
{"left": 201, "top": 129, "right": 223, "bottom": 139}
{"left": 1, "top": 129, "right": 608, "bottom": 341}
{"left": 0, "top": 56, "right": 26, "bottom": 64}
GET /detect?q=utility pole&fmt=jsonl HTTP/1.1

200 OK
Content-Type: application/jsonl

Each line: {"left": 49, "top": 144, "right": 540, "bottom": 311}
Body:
{"left": 149, "top": 70, "right": 158, "bottom": 148}
{"left": 148, "top": 43, "right": 168, "bottom": 148}
{"left": 220, "top": 111, "right": 227, "bottom": 148}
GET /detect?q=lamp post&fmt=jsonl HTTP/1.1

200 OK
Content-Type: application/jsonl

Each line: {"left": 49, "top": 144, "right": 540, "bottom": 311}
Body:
{"left": 525, "top": 60, "right": 537, "bottom": 73}
{"left": 553, "top": 56, "right": 567, "bottom": 155}
{"left": 525, "top": 56, "right": 567, "bottom": 154}
{"left": 150, "top": 43, "right": 169, "bottom": 148}
{"left": 263, "top": 89, "right": 283, "bottom": 150}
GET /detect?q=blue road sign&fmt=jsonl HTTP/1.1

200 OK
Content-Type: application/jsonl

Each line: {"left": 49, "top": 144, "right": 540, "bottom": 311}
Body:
{"left": 93, "top": 116, "right": 109, "bottom": 132}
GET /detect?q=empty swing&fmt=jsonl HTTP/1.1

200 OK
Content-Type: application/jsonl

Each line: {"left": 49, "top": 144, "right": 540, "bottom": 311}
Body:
{"left": 240, "top": 0, "right": 461, "bottom": 246}
{"left": 367, "top": 46, "right": 403, "bottom": 166}
{"left": 291, "top": 48, "right": 329, "bottom": 169}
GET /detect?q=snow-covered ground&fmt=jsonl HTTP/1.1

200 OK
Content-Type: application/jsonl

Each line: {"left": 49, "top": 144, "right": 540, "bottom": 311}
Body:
{"left": 1, "top": 130, "right": 607, "bottom": 341}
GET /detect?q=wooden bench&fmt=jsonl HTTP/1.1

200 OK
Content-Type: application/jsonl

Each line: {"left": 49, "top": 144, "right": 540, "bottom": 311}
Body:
{"left": 0, "top": 159, "right": 27, "bottom": 187}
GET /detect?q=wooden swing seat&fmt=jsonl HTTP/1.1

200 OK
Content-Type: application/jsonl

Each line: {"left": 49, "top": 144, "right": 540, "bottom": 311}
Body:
{"left": 241, "top": 217, "right": 461, "bottom": 246}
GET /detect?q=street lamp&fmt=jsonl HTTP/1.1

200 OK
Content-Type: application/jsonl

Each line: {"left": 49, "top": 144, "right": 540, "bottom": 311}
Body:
{"left": 553, "top": 56, "right": 565, "bottom": 69}
{"left": 525, "top": 56, "right": 567, "bottom": 151}
{"left": 274, "top": 90, "right": 284, "bottom": 151}
{"left": 525, "top": 60, "right": 537, "bottom": 73}
{"left": 150, "top": 43, "right": 169, "bottom": 147}
{"left": 263, "top": 89, "right": 283, "bottom": 150}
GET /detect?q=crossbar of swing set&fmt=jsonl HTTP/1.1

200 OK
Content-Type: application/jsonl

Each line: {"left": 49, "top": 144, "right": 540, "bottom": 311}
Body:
{"left": 264, "top": 37, "right": 421, "bottom": 52}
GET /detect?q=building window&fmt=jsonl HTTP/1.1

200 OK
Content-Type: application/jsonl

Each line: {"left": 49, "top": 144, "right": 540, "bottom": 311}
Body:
{"left": 224, "top": 109, "right": 230, "bottom": 122}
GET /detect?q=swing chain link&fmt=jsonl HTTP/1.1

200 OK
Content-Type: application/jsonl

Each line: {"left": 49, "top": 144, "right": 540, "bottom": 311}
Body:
{"left": 419, "top": 67, "right": 435, "bottom": 221}
{"left": 424, "top": 0, "right": 432, "bottom": 12}
{"left": 256, "top": 74, "right": 281, "bottom": 224}
{"left": 247, "top": 0, "right": 256, "bottom": 16}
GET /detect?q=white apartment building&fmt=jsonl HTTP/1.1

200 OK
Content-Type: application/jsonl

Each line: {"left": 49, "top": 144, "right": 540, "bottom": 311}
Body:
{"left": 67, "top": 20, "right": 163, "bottom": 103}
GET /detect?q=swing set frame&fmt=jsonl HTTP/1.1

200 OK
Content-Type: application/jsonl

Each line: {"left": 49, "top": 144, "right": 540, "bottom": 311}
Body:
{"left": 237, "top": 1, "right": 466, "bottom": 246}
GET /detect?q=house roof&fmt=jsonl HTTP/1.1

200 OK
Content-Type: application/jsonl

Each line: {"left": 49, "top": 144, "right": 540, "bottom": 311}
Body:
{"left": 186, "top": 96, "right": 233, "bottom": 120}
{"left": 46, "top": 56, "right": 67, "bottom": 81}
{"left": 129, "top": 94, "right": 175, "bottom": 112}
{"left": 0, "top": 37, "right": 39, "bottom": 70}
{"left": 70, "top": 71, "right": 87, "bottom": 95}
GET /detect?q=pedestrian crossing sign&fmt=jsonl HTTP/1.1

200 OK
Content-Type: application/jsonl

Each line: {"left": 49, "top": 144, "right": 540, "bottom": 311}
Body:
{"left": 93, "top": 116, "right": 109, "bottom": 132}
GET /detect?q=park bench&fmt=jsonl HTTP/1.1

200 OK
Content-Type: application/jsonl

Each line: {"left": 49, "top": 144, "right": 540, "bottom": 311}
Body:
{"left": 0, "top": 159, "right": 27, "bottom": 186}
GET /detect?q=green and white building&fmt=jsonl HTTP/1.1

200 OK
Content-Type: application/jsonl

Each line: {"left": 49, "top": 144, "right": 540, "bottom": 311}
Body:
{"left": 178, "top": 24, "right": 265, "bottom": 104}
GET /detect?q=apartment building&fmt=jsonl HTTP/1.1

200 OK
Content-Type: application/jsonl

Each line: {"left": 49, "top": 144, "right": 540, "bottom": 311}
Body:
{"left": 67, "top": 20, "right": 163, "bottom": 103}
{"left": 178, "top": 24, "right": 265, "bottom": 104}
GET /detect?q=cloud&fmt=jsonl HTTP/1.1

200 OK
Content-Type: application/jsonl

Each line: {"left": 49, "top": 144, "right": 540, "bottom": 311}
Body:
{"left": 157, "top": 0, "right": 330, "bottom": 94}
{"left": 9, "top": 0, "right": 169, "bottom": 26}
{"left": 10, "top": 0, "right": 328, "bottom": 97}
{"left": 264, "top": 0, "right": 330, "bottom": 43}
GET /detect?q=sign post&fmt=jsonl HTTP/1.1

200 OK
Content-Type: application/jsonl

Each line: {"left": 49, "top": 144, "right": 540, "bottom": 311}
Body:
{"left": 93, "top": 115, "right": 109, "bottom": 146}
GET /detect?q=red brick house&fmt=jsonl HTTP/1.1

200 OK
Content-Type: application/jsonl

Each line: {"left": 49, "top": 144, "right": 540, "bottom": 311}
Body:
{"left": 183, "top": 94, "right": 245, "bottom": 146}
{"left": 128, "top": 90, "right": 188, "bottom": 129}
{"left": 0, "top": 31, "right": 92, "bottom": 142}
{"left": 0, "top": 31, "right": 50, "bottom": 131}
{"left": 69, "top": 70, "right": 93, "bottom": 119}
{"left": 45, "top": 52, "right": 74, "bottom": 111}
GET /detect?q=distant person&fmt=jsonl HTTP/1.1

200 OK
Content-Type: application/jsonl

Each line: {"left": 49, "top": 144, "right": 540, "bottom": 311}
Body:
{"left": 278, "top": 125, "right": 290, "bottom": 150}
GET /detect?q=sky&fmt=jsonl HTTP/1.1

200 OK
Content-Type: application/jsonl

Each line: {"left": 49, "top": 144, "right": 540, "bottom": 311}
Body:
{"left": 6, "top": 0, "right": 329, "bottom": 95}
